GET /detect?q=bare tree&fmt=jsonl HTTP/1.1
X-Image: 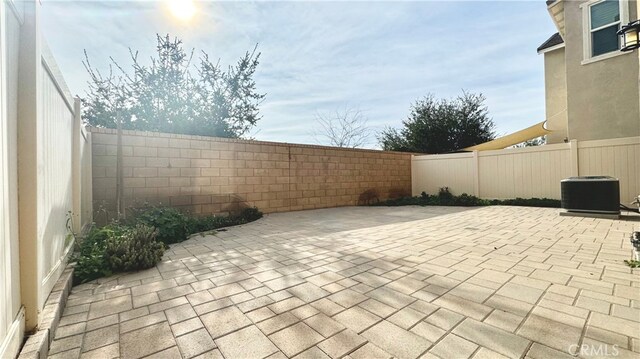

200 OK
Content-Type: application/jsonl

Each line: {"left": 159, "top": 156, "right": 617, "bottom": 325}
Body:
{"left": 313, "top": 107, "right": 372, "bottom": 148}
{"left": 84, "top": 50, "right": 130, "bottom": 220}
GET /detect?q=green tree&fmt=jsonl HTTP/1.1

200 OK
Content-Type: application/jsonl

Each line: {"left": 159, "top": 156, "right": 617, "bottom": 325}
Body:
{"left": 378, "top": 92, "right": 496, "bottom": 154}
{"left": 83, "top": 34, "right": 264, "bottom": 138}
{"left": 512, "top": 136, "right": 546, "bottom": 148}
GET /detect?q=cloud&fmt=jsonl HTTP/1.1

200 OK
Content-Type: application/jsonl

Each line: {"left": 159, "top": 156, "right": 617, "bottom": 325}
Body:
{"left": 41, "top": 0, "right": 556, "bottom": 148}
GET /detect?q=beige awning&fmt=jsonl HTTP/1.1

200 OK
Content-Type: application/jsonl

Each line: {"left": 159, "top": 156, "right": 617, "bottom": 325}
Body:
{"left": 464, "top": 121, "right": 551, "bottom": 151}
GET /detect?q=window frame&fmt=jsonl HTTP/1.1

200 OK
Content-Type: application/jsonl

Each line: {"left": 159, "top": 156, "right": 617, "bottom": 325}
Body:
{"left": 581, "top": 0, "right": 630, "bottom": 64}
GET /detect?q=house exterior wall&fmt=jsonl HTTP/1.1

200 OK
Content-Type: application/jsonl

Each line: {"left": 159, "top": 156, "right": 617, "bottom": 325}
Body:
{"left": 546, "top": 0, "right": 640, "bottom": 142}
{"left": 91, "top": 128, "right": 412, "bottom": 221}
{"left": 543, "top": 47, "right": 569, "bottom": 144}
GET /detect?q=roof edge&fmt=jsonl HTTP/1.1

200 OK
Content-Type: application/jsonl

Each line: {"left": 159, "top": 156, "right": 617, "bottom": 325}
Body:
{"left": 537, "top": 32, "right": 564, "bottom": 53}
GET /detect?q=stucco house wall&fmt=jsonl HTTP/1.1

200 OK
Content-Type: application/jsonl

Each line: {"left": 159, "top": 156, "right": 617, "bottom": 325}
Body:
{"left": 564, "top": 0, "right": 639, "bottom": 141}
{"left": 543, "top": 47, "right": 569, "bottom": 144}
{"left": 541, "top": 0, "right": 640, "bottom": 143}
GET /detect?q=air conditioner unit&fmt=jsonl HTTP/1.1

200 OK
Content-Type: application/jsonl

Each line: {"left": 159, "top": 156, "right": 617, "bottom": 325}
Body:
{"left": 561, "top": 176, "right": 620, "bottom": 215}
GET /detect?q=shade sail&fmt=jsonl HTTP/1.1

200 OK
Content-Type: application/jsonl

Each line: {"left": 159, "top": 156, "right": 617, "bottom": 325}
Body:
{"left": 463, "top": 121, "right": 551, "bottom": 151}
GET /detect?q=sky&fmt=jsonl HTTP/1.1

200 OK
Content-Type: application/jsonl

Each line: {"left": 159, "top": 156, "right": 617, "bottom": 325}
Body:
{"left": 41, "top": 0, "right": 557, "bottom": 148}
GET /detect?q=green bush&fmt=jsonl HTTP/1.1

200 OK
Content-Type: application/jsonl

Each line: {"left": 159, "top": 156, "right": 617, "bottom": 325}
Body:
{"left": 74, "top": 224, "right": 127, "bottom": 284}
{"left": 129, "top": 206, "right": 189, "bottom": 244}
{"left": 374, "top": 188, "right": 560, "bottom": 208}
{"left": 74, "top": 223, "right": 165, "bottom": 284}
{"left": 105, "top": 225, "right": 165, "bottom": 272}
{"left": 74, "top": 245, "right": 112, "bottom": 284}
{"left": 129, "top": 205, "right": 263, "bottom": 239}
{"left": 78, "top": 224, "right": 125, "bottom": 256}
{"left": 186, "top": 207, "right": 263, "bottom": 234}
{"left": 238, "top": 207, "right": 263, "bottom": 222}
{"left": 73, "top": 206, "right": 263, "bottom": 284}
{"left": 186, "top": 215, "right": 229, "bottom": 234}
{"left": 495, "top": 197, "right": 560, "bottom": 208}
{"left": 73, "top": 224, "right": 124, "bottom": 283}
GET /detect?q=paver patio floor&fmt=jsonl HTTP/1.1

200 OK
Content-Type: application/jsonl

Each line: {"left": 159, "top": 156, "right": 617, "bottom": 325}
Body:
{"left": 49, "top": 206, "right": 640, "bottom": 359}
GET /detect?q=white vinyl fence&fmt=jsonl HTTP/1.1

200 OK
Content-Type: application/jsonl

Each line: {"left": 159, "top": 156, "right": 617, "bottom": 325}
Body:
{"left": 0, "top": 2, "right": 24, "bottom": 357}
{"left": 38, "top": 43, "right": 79, "bottom": 310}
{"left": 0, "top": 1, "right": 92, "bottom": 357}
{"left": 412, "top": 137, "right": 640, "bottom": 204}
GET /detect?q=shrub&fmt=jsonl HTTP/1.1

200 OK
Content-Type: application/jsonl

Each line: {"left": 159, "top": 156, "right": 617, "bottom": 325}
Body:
{"left": 130, "top": 206, "right": 189, "bottom": 244}
{"left": 73, "top": 224, "right": 124, "bottom": 283}
{"left": 73, "top": 224, "right": 127, "bottom": 284}
{"left": 186, "top": 215, "right": 229, "bottom": 235}
{"left": 498, "top": 197, "right": 561, "bottom": 208}
{"left": 74, "top": 245, "right": 112, "bottom": 284}
{"left": 73, "top": 206, "right": 263, "bottom": 284}
{"left": 454, "top": 193, "right": 488, "bottom": 206}
{"left": 437, "top": 187, "right": 455, "bottom": 204}
{"left": 238, "top": 207, "right": 263, "bottom": 223}
{"left": 78, "top": 224, "right": 125, "bottom": 255}
{"left": 74, "top": 223, "right": 165, "bottom": 284}
{"left": 129, "top": 205, "right": 263, "bottom": 239}
{"left": 105, "top": 225, "right": 165, "bottom": 272}
{"left": 186, "top": 207, "right": 263, "bottom": 235}
{"left": 373, "top": 188, "right": 560, "bottom": 208}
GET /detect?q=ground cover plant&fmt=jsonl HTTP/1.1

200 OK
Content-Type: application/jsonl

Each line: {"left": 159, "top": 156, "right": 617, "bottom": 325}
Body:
{"left": 624, "top": 259, "right": 640, "bottom": 268}
{"left": 374, "top": 187, "right": 560, "bottom": 208}
{"left": 73, "top": 206, "right": 262, "bottom": 283}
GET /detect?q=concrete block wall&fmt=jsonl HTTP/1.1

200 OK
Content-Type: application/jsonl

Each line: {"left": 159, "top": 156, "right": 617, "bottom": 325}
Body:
{"left": 90, "top": 128, "right": 411, "bottom": 220}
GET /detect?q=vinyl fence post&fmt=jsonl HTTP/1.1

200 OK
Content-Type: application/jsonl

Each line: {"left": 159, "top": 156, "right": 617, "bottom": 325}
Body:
{"left": 17, "top": 0, "right": 42, "bottom": 331}
{"left": 570, "top": 139, "right": 579, "bottom": 176}
{"left": 411, "top": 155, "right": 416, "bottom": 196}
{"left": 473, "top": 150, "right": 480, "bottom": 197}
{"left": 72, "top": 97, "right": 81, "bottom": 233}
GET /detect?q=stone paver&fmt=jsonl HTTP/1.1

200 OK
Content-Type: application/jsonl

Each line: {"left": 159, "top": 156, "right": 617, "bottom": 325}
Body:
{"left": 317, "top": 329, "right": 367, "bottom": 358}
{"left": 268, "top": 322, "right": 323, "bottom": 357}
{"left": 333, "top": 306, "right": 381, "bottom": 333}
{"left": 430, "top": 333, "right": 478, "bottom": 359}
{"left": 349, "top": 343, "right": 392, "bottom": 359}
{"left": 176, "top": 328, "right": 217, "bottom": 358}
{"left": 453, "top": 318, "right": 530, "bottom": 358}
{"left": 304, "top": 313, "right": 344, "bottom": 338}
{"left": 215, "top": 325, "right": 278, "bottom": 359}
{"left": 49, "top": 206, "right": 640, "bottom": 358}
{"left": 362, "top": 320, "right": 432, "bottom": 359}
{"left": 120, "top": 322, "right": 176, "bottom": 359}
{"left": 201, "top": 306, "right": 251, "bottom": 339}
{"left": 518, "top": 314, "right": 582, "bottom": 352}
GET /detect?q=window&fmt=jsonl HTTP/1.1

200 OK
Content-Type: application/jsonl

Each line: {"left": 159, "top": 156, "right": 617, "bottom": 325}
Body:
{"left": 589, "top": 0, "right": 621, "bottom": 57}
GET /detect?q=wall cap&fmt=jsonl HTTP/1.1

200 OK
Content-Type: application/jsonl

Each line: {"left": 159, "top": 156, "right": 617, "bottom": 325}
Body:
{"left": 87, "top": 127, "right": 415, "bottom": 156}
